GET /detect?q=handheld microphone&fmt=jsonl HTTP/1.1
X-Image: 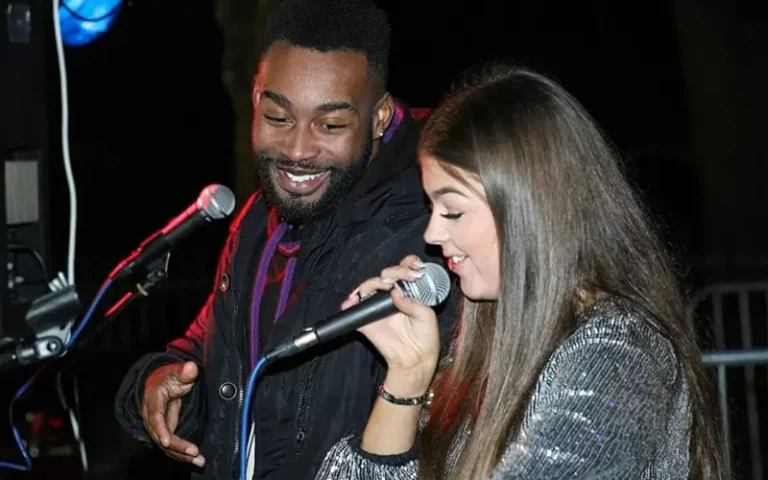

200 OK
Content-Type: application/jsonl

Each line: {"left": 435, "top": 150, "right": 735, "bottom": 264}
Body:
{"left": 264, "top": 262, "right": 451, "bottom": 363}
{"left": 109, "top": 184, "right": 236, "bottom": 280}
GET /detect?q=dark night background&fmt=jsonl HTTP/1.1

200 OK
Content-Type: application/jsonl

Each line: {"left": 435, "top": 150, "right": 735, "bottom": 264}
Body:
{"left": 1, "top": 0, "right": 767, "bottom": 478}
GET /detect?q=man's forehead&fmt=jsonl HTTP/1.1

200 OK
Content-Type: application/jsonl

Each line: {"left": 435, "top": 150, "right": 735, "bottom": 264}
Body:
{"left": 257, "top": 43, "right": 370, "bottom": 109}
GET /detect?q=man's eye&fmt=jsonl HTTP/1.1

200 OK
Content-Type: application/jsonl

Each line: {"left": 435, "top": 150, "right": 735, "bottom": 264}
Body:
{"left": 264, "top": 115, "right": 287, "bottom": 124}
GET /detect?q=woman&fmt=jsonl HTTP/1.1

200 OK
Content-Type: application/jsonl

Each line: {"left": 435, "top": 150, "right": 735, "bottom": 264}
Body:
{"left": 315, "top": 64, "right": 723, "bottom": 479}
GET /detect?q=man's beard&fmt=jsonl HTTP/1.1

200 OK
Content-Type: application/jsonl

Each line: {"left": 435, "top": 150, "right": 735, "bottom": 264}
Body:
{"left": 255, "top": 132, "right": 373, "bottom": 224}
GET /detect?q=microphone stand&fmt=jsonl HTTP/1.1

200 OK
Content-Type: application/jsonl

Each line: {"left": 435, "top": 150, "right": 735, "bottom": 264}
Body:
{"left": 0, "top": 252, "right": 173, "bottom": 477}
{"left": 0, "top": 252, "right": 172, "bottom": 370}
{"left": 72, "top": 252, "right": 172, "bottom": 352}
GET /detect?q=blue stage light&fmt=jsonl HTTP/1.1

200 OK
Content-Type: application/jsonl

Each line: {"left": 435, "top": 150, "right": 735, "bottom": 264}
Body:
{"left": 59, "top": 0, "right": 123, "bottom": 47}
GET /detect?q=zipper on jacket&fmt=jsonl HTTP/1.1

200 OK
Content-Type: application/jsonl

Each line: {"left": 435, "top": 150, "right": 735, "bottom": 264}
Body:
{"left": 229, "top": 228, "right": 251, "bottom": 479}
{"left": 294, "top": 356, "right": 319, "bottom": 454}
{"left": 231, "top": 300, "right": 246, "bottom": 478}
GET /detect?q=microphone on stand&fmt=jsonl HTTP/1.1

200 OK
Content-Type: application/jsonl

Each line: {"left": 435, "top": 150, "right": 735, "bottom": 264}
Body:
{"left": 109, "top": 184, "right": 237, "bottom": 280}
{"left": 66, "top": 184, "right": 238, "bottom": 350}
{"left": 264, "top": 262, "right": 451, "bottom": 363}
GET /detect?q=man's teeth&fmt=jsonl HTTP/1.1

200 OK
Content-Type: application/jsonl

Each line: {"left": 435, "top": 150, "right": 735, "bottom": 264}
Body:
{"left": 452, "top": 256, "right": 465, "bottom": 264}
{"left": 285, "top": 171, "right": 323, "bottom": 183}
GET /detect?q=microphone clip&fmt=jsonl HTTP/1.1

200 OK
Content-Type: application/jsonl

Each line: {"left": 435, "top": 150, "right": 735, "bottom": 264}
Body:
{"left": 104, "top": 251, "right": 171, "bottom": 317}
{"left": 139, "top": 251, "right": 171, "bottom": 288}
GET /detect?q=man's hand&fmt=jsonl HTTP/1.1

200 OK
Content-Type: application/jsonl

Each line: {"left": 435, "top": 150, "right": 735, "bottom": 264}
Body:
{"left": 141, "top": 361, "right": 205, "bottom": 467}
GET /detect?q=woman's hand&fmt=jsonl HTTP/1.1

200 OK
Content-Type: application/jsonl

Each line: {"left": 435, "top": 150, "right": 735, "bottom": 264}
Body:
{"left": 342, "top": 255, "right": 441, "bottom": 397}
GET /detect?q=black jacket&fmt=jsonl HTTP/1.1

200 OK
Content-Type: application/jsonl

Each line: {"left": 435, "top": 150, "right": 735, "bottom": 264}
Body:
{"left": 114, "top": 104, "right": 459, "bottom": 479}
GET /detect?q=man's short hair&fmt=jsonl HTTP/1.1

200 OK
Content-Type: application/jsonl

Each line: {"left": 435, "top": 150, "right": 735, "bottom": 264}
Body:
{"left": 265, "top": 0, "right": 391, "bottom": 94}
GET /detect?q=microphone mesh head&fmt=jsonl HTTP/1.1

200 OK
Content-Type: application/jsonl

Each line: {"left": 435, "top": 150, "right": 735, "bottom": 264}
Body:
{"left": 401, "top": 262, "right": 451, "bottom": 307}
{"left": 198, "top": 184, "right": 237, "bottom": 220}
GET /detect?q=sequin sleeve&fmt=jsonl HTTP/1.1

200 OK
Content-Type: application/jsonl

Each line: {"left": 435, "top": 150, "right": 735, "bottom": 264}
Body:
{"left": 314, "top": 435, "right": 420, "bottom": 480}
{"left": 491, "top": 313, "right": 682, "bottom": 479}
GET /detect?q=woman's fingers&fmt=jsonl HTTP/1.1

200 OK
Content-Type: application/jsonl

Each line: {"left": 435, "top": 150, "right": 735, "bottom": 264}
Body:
{"left": 341, "top": 256, "right": 426, "bottom": 311}
{"left": 343, "top": 276, "right": 395, "bottom": 310}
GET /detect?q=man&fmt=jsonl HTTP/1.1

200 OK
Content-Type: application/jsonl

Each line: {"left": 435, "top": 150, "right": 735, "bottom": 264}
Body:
{"left": 114, "top": 1, "right": 458, "bottom": 478}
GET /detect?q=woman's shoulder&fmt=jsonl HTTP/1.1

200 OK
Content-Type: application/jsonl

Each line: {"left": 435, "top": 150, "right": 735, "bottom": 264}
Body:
{"left": 546, "top": 296, "right": 680, "bottom": 387}
{"left": 495, "top": 302, "right": 690, "bottom": 479}
{"left": 576, "top": 296, "right": 675, "bottom": 353}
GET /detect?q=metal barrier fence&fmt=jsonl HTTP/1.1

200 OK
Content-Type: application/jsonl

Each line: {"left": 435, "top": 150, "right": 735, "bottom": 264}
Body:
{"left": 690, "top": 283, "right": 768, "bottom": 480}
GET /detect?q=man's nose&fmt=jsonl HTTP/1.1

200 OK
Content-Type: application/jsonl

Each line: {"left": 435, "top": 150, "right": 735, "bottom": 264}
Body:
{"left": 281, "top": 125, "right": 320, "bottom": 162}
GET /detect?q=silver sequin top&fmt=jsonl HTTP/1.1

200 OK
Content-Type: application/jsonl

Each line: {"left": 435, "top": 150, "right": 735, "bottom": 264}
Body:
{"left": 315, "top": 297, "right": 691, "bottom": 479}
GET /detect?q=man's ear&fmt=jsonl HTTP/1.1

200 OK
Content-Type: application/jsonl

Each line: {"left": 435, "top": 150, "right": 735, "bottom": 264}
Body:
{"left": 372, "top": 92, "right": 394, "bottom": 140}
{"left": 251, "top": 74, "right": 262, "bottom": 108}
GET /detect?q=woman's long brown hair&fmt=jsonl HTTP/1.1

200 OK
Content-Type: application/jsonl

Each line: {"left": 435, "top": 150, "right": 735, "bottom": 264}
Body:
{"left": 417, "top": 63, "right": 724, "bottom": 479}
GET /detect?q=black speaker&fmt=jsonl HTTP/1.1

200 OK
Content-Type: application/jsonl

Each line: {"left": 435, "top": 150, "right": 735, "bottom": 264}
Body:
{"left": 0, "top": 0, "right": 53, "bottom": 338}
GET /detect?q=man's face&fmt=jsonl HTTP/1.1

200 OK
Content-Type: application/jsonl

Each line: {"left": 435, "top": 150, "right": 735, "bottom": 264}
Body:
{"left": 252, "top": 42, "right": 390, "bottom": 224}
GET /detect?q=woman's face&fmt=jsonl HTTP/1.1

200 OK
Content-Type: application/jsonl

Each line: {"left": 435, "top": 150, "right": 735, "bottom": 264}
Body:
{"left": 421, "top": 154, "right": 500, "bottom": 301}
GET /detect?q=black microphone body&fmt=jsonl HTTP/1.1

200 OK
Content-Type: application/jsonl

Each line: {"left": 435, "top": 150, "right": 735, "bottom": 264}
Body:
{"left": 266, "top": 290, "right": 397, "bottom": 362}
{"left": 110, "top": 184, "right": 236, "bottom": 280}
{"left": 114, "top": 203, "right": 208, "bottom": 279}
{"left": 264, "top": 263, "right": 451, "bottom": 363}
